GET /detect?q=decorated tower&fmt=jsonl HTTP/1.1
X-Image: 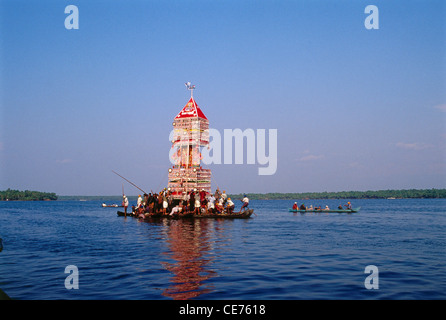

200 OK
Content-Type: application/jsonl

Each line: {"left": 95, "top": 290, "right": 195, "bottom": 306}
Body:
{"left": 167, "top": 83, "right": 211, "bottom": 199}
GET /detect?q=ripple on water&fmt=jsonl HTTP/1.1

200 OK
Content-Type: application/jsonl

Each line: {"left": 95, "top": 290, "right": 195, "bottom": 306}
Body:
{"left": 0, "top": 199, "right": 445, "bottom": 299}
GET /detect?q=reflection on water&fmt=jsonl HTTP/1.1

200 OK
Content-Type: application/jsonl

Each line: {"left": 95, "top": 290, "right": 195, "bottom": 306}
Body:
{"left": 158, "top": 219, "right": 228, "bottom": 300}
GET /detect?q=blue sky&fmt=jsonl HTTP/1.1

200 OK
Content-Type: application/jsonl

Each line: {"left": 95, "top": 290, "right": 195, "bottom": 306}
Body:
{"left": 1, "top": 0, "right": 445, "bottom": 195}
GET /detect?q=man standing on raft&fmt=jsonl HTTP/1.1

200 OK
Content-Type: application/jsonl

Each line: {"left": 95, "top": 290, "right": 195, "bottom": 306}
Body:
{"left": 241, "top": 194, "right": 249, "bottom": 211}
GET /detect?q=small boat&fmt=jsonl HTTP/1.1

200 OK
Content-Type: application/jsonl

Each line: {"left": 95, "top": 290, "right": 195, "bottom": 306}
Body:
{"left": 117, "top": 209, "right": 254, "bottom": 219}
{"left": 193, "top": 209, "right": 254, "bottom": 219}
{"left": 117, "top": 210, "right": 193, "bottom": 219}
{"left": 102, "top": 203, "right": 119, "bottom": 207}
{"left": 289, "top": 207, "right": 361, "bottom": 213}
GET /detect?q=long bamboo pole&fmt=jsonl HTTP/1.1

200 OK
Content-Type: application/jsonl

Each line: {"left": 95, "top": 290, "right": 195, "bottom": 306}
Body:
{"left": 112, "top": 170, "right": 147, "bottom": 194}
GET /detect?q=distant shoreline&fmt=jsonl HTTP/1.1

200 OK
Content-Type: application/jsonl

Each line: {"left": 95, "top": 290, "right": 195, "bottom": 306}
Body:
{"left": 230, "top": 189, "right": 446, "bottom": 200}
{"left": 56, "top": 188, "right": 446, "bottom": 201}
{"left": 2, "top": 188, "right": 445, "bottom": 202}
{"left": 0, "top": 189, "right": 57, "bottom": 201}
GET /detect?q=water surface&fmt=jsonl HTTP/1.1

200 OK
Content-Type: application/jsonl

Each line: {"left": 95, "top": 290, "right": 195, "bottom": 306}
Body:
{"left": 0, "top": 199, "right": 445, "bottom": 299}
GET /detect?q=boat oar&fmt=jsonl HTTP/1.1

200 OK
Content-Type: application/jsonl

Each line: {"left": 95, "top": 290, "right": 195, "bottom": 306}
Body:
{"left": 112, "top": 170, "right": 147, "bottom": 194}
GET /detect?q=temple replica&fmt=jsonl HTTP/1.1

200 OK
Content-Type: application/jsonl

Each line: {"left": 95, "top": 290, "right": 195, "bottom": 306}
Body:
{"left": 167, "top": 83, "right": 211, "bottom": 199}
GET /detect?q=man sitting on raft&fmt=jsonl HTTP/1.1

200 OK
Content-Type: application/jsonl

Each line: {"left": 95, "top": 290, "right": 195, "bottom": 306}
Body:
{"left": 226, "top": 198, "right": 235, "bottom": 214}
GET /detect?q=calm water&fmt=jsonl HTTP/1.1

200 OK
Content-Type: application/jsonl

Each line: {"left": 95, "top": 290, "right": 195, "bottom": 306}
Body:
{"left": 0, "top": 199, "right": 445, "bottom": 300}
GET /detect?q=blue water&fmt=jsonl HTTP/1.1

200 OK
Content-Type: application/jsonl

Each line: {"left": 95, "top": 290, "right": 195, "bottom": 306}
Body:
{"left": 0, "top": 199, "right": 445, "bottom": 300}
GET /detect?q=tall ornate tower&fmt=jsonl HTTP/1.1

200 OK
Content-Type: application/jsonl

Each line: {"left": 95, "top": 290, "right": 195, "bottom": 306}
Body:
{"left": 167, "top": 83, "right": 211, "bottom": 199}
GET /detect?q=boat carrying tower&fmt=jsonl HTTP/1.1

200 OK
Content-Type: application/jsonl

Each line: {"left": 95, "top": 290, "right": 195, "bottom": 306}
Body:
{"left": 167, "top": 83, "right": 211, "bottom": 199}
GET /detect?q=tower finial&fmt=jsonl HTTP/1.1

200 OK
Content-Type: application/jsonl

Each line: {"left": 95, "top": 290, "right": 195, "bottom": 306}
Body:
{"left": 185, "top": 81, "right": 196, "bottom": 98}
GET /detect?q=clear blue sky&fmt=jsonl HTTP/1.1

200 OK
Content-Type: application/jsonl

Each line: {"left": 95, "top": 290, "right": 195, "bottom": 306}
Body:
{"left": 1, "top": 0, "right": 445, "bottom": 196}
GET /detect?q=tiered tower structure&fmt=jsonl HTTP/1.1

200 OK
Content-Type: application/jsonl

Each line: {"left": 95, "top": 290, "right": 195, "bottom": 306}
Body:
{"left": 167, "top": 83, "right": 211, "bottom": 199}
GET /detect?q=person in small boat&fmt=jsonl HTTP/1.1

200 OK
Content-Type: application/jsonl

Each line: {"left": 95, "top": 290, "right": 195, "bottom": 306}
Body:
{"left": 137, "top": 195, "right": 143, "bottom": 209}
{"left": 207, "top": 194, "right": 216, "bottom": 213}
{"left": 170, "top": 205, "right": 180, "bottom": 216}
{"left": 195, "top": 194, "right": 201, "bottom": 215}
{"left": 189, "top": 191, "right": 195, "bottom": 212}
{"left": 323, "top": 205, "right": 330, "bottom": 211}
{"left": 167, "top": 190, "right": 174, "bottom": 210}
{"left": 221, "top": 190, "right": 228, "bottom": 205}
{"left": 292, "top": 202, "right": 298, "bottom": 210}
{"left": 214, "top": 188, "right": 221, "bottom": 200}
{"left": 338, "top": 204, "right": 343, "bottom": 210}
{"left": 151, "top": 193, "right": 158, "bottom": 213}
{"left": 135, "top": 204, "right": 145, "bottom": 215}
{"left": 162, "top": 192, "right": 168, "bottom": 215}
{"left": 344, "top": 202, "right": 352, "bottom": 210}
{"left": 156, "top": 192, "right": 163, "bottom": 213}
{"left": 215, "top": 197, "right": 224, "bottom": 213}
{"left": 200, "top": 189, "right": 207, "bottom": 206}
{"left": 137, "top": 211, "right": 145, "bottom": 219}
{"left": 169, "top": 200, "right": 183, "bottom": 216}
{"left": 122, "top": 195, "right": 129, "bottom": 215}
{"left": 300, "top": 203, "right": 306, "bottom": 210}
{"left": 182, "top": 197, "right": 189, "bottom": 213}
{"left": 226, "top": 198, "right": 235, "bottom": 214}
{"left": 241, "top": 194, "right": 249, "bottom": 211}
{"left": 179, "top": 200, "right": 186, "bottom": 214}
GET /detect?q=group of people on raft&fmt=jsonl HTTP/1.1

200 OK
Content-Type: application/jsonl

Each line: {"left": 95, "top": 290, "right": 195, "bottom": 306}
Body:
{"left": 122, "top": 188, "right": 250, "bottom": 218}
{"left": 292, "top": 202, "right": 353, "bottom": 211}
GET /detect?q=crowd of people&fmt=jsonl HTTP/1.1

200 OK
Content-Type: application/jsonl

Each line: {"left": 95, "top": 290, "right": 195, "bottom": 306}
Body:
{"left": 122, "top": 188, "right": 250, "bottom": 217}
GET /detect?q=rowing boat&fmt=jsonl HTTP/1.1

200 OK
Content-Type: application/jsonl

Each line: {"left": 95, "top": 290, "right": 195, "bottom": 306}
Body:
{"left": 289, "top": 207, "right": 361, "bottom": 213}
{"left": 117, "top": 211, "right": 190, "bottom": 219}
{"left": 102, "top": 204, "right": 120, "bottom": 207}
{"left": 117, "top": 208, "right": 254, "bottom": 219}
{"left": 193, "top": 209, "right": 253, "bottom": 219}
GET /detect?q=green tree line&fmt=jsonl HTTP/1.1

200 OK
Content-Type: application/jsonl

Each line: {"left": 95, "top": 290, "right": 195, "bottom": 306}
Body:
{"left": 5, "top": 188, "right": 443, "bottom": 201}
{"left": 0, "top": 189, "right": 58, "bottom": 201}
{"left": 229, "top": 189, "right": 446, "bottom": 200}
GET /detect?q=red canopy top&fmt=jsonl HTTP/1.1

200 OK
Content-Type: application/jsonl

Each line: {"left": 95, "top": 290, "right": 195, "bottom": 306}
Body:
{"left": 175, "top": 97, "right": 208, "bottom": 120}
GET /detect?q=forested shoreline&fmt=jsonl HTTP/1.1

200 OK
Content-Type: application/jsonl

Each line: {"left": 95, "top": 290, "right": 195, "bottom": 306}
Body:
{"left": 2, "top": 188, "right": 445, "bottom": 201}
{"left": 57, "top": 188, "right": 446, "bottom": 201}
{"left": 230, "top": 189, "right": 446, "bottom": 200}
{"left": 0, "top": 189, "right": 58, "bottom": 201}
